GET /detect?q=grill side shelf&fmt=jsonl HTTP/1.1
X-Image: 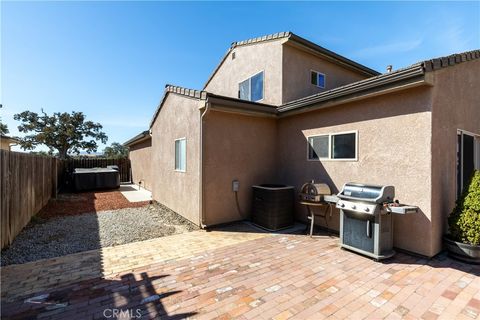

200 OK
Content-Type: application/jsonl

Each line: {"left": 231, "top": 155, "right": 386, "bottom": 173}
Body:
{"left": 386, "top": 205, "right": 418, "bottom": 214}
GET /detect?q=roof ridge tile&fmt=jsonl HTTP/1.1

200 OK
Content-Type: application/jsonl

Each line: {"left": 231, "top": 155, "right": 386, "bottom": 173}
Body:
{"left": 421, "top": 49, "right": 480, "bottom": 71}
{"left": 165, "top": 84, "right": 207, "bottom": 99}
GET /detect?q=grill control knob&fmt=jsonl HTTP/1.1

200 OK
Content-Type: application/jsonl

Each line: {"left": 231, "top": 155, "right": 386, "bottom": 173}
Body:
{"left": 351, "top": 205, "right": 356, "bottom": 209}
{"left": 365, "top": 207, "right": 370, "bottom": 212}
{"left": 340, "top": 203, "right": 345, "bottom": 208}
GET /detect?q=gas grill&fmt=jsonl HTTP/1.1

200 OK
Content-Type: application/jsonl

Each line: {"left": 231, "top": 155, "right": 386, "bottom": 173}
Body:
{"left": 336, "top": 182, "right": 418, "bottom": 260}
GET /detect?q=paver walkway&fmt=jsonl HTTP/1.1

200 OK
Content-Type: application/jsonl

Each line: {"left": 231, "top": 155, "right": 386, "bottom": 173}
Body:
{"left": 1, "top": 223, "right": 480, "bottom": 320}
{"left": 120, "top": 184, "right": 152, "bottom": 203}
{"left": 1, "top": 223, "right": 270, "bottom": 302}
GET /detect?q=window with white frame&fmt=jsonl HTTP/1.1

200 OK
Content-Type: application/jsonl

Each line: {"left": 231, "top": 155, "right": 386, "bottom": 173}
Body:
{"left": 311, "top": 71, "right": 326, "bottom": 88}
{"left": 175, "top": 138, "right": 186, "bottom": 172}
{"left": 456, "top": 129, "right": 480, "bottom": 198}
{"left": 239, "top": 71, "right": 264, "bottom": 102}
{"left": 308, "top": 131, "right": 357, "bottom": 160}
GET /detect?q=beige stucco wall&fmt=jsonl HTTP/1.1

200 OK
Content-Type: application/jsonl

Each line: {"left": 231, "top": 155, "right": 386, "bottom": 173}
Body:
{"left": 277, "top": 87, "right": 435, "bottom": 256}
{"left": 1, "top": 140, "right": 10, "bottom": 150}
{"left": 1, "top": 138, "right": 16, "bottom": 150}
{"left": 150, "top": 93, "right": 201, "bottom": 224}
{"left": 205, "top": 40, "right": 284, "bottom": 105}
{"left": 282, "top": 44, "right": 368, "bottom": 103}
{"left": 203, "top": 109, "right": 277, "bottom": 226}
{"left": 430, "top": 59, "right": 480, "bottom": 254}
{"left": 205, "top": 40, "right": 373, "bottom": 106}
{"left": 129, "top": 138, "right": 152, "bottom": 191}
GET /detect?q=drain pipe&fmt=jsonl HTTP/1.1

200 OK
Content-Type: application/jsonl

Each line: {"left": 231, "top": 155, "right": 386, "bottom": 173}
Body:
{"left": 199, "top": 99, "right": 210, "bottom": 229}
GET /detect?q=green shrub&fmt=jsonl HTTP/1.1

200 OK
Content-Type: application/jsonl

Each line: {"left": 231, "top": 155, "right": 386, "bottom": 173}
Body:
{"left": 448, "top": 170, "right": 480, "bottom": 245}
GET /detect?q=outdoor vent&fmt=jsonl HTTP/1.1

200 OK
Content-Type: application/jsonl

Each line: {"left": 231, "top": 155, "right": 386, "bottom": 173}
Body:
{"left": 386, "top": 65, "right": 393, "bottom": 73}
{"left": 232, "top": 52, "right": 236, "bottom": 60}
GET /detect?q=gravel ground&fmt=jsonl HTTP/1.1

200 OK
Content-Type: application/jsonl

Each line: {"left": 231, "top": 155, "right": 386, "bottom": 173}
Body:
{"left": 1, "top": 203, "right": 198, "bottom": 266}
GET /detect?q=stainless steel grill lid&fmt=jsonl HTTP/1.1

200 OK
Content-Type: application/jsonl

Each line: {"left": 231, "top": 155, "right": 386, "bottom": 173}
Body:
{"left": 338, "top": 182, "right": 394, "bottom": 203}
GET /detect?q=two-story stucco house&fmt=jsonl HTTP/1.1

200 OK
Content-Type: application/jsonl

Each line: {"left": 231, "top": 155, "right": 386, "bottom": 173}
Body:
{"left": 124, "top": 32, "right": 480, "bottom": 258}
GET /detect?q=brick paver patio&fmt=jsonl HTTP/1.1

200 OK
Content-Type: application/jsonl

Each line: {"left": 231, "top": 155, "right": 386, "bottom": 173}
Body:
{"left": 1, "top": 223, "right": 480, "bottom": 319}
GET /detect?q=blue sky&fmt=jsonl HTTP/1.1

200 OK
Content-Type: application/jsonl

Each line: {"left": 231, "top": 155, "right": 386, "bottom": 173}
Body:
{"left": 2, "top": 1, "right": 479, "bottom": 153}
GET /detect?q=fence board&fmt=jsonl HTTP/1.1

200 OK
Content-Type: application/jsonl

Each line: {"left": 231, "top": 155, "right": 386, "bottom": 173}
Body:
{"left": 0, "top": 150, "right": 56, "bottom": 249}
{"left": 1, "top": 151, "right": 10, "bottom": 247}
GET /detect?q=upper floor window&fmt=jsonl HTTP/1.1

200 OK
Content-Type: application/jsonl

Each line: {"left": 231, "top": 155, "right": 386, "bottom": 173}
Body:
{"left": 308, "top": 131, "right": 357, "bottom": 161}
{"left": 311, "top": 71, "right": 326, "bottom": 89}
{"left": 239, "top": 71, "right": 264, "bottom": 102}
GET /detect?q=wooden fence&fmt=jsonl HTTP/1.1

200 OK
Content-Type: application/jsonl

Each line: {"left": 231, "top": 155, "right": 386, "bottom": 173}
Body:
{"left": 0, "top": 153, "right": 131, "bottom": 248}
{"left": 1, "top": 150, "right": 60, "bottom": 249}
{"left": 63, "top": 158, "right": 131, "bottom": 183}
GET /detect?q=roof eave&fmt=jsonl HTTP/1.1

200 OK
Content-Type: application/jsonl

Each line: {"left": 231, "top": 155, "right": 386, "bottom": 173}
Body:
{"left": 123, "top": 130, "right": 150, "bottom": 147}
{"left": 284, "top": 35, "right": 380, "bottom": 77}
{"left": 278, "top": 65, "right": 428, "bottom": 116}
{"left": 0, "top": 135, "right": 20, "bottom": 143}
{"left": 207, "top": 95, "right": 278, "bottom": 118}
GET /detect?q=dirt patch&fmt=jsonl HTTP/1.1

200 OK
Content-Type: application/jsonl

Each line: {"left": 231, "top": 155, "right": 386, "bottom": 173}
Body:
{"left": 38, "top": 190, "right": 150, "bottom": 218}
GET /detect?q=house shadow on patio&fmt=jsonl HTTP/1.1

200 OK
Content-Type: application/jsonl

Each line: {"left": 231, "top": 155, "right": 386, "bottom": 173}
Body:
{"left": 0, "top": 188, "right": 197, "bottom": 320}
{"left": 2, "top": 271, "right": 197, "bottom": 319}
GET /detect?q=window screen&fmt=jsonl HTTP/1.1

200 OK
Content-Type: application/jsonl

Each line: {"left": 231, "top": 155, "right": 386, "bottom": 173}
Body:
{"left": 239, "top": 79, "right": 250, "bottom": 100}
{"left": 251, "top": 72, "right": 264, "bottom": 101}
{"left": 332, "top": 133, "right": 356, "bottom": 159}
{"left": 175, "top": 138, "right": 186, "bottom": 171}
{"left": 308, "top": 135, "right": 329, "bottom": 160}
{"left": 318, "top": 74, "right": 325, "bottom": 88}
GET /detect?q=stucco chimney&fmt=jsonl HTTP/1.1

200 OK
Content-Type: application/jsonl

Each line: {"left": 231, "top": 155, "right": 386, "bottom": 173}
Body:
{"left": 386, "top": 65, "right": 393, "bottom": 73}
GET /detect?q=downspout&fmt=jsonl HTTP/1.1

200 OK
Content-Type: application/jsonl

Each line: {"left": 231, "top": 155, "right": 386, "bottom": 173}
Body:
{"left": 199, "top": 99, "right": 211, "bottom": 228}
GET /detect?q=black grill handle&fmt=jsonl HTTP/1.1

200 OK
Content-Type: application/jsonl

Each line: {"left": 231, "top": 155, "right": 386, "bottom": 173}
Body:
{"left": 366, "top": 220, "right": 372, "bottom": 238}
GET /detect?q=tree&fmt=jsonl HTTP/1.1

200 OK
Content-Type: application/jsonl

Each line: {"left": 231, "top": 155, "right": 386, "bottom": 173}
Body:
{"left": 0, "top": 120, "right": 8, "bottom": 136}
{"left": 0, "top": 105, "right": 9, "bottom": 135}
{"left": 14, "top": 109, "right": 108, "bottom": 159}
{"left": 103, "top": 142, "right": 128, "bottom": 159}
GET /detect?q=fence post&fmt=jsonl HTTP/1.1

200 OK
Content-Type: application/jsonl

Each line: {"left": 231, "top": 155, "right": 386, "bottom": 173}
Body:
{"left": 52, "top": 158, "right": 57, "bottom": 199}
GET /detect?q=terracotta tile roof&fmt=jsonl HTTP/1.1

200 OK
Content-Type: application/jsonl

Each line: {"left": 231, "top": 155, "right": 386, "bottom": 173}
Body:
{"left": 165, "top": 84, "right": 208, "bottom": 100}
{"left": 231, "top": 32, "right": 291, "bottom": 48}
{"left": 422, "top": 49, "right": 480, "bottom": 72}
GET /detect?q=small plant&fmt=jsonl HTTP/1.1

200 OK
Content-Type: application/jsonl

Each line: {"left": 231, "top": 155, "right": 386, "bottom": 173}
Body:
{"left": 448, "top": 170, "right": 480, "bottom": 245}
